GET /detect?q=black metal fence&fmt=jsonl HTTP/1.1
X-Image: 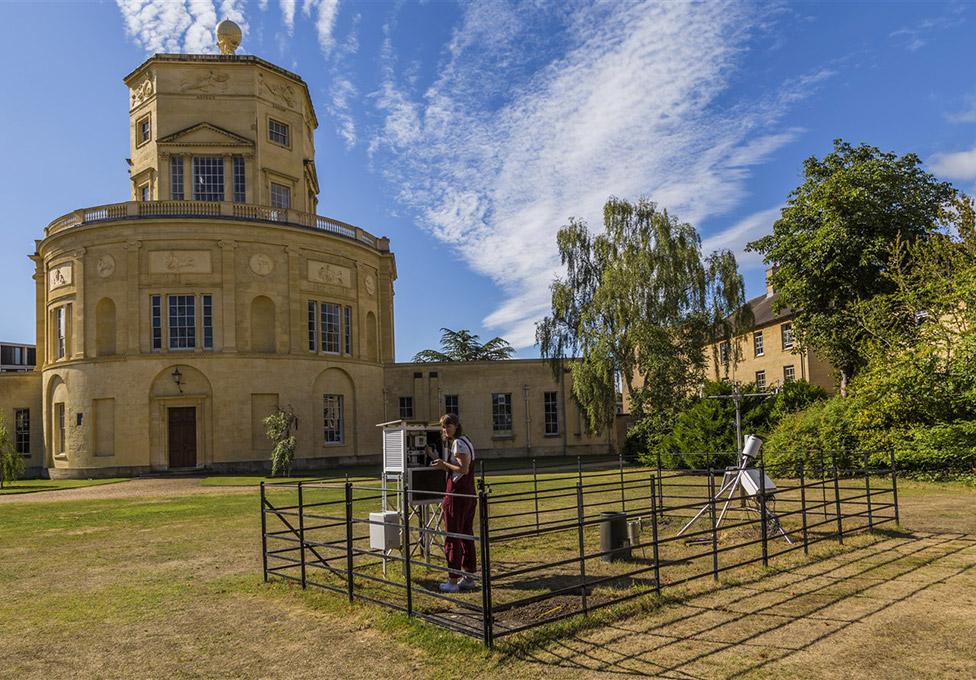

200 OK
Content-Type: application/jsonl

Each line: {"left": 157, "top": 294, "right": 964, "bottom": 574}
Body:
{"left": 259, "top": 452, "right": 899, "bottom": 647}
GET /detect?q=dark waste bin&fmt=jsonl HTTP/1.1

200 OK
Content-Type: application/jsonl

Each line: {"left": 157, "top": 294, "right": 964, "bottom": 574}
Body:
{"left": 599, "top": 511, "right": 631, "bottom": 562}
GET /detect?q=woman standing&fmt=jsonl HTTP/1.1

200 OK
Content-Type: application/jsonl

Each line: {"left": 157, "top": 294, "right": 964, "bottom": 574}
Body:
{"left": 430, "top": 413, "right": 478, "bottom": 592}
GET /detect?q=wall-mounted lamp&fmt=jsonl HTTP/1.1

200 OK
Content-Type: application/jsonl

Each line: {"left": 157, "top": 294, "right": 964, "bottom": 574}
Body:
{"left": 171, "top": 367, "right": 184, "bottom": 394}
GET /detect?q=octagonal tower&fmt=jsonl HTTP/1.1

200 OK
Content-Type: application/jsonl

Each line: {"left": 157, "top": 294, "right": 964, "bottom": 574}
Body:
{"left": 35, "top": 27, "right": 396, "bottom": 477}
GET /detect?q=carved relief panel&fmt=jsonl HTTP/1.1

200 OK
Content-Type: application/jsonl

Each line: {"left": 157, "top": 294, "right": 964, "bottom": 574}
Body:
{"left": 148, "top": 250, "right": 213, "bottom": 274}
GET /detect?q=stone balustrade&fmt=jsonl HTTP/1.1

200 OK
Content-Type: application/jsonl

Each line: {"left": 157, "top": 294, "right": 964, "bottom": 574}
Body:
{"left": 45, "top": 200, "right": 386, "bottom": 250}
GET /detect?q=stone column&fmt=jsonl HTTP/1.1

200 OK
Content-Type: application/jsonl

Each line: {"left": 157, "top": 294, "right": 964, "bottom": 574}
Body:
{"left": 30, "top": 253, "right": 46, "bottom": 369}
{"left": 123, "top": 240, "right": 141, "bottom": 354}
{"left": 286, "top": 245, "right": 302, "bottom": 354}
{"left": 71, "top": 248, "right": 86, "bottom": 359}
{"left": 223, "top": 155, "right": 234, "bottom": 202}
{"left": 218, "top": 240, "right": 237, "bottom": 352}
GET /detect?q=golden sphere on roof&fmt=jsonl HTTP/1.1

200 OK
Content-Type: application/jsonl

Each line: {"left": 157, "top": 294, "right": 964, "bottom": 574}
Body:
{"left": 216, "top": 19, "right": 242, "bottom": 55}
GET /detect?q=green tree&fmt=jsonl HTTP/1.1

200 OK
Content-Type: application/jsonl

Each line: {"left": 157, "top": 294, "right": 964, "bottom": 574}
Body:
{"left": 536, "top": 196, "right": 752, "bottom": 438}
{"left": 264, "top": 407, "right": 298, "bottom": 477}
{"left": 748, "top": 139, "right": 957, "bottom": 395}
{"left": 412, "top": 328, "right": 515, "bottom": 362}
{"left": 0, "top": 414, "right": 26, "bottom": 489}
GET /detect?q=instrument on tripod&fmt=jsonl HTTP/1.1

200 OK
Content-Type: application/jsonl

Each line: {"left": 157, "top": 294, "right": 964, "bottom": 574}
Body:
{"left": 676, "top": 435, "right": 793, "bottom": 543}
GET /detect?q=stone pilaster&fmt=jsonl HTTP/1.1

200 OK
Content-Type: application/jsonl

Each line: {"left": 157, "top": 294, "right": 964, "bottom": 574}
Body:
{"left": 218, "top": 240, "right": 237, "bottom": 351}
{"left": 123, "top": 240, "right": 141, "bottom": 354}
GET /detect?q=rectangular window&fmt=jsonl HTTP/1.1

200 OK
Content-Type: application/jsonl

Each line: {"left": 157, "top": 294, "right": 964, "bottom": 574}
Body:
{"left": 444, "top": 394, "right": 459, "bottom": 417}
{"left": 782, "top": 323, "right": 794, "bottom": 350}
{"left": 307, "top": 301, "right": 317, "bottom": 352}
{"left": 140, "top": 183, "right": 151, "bottom": 202}
{"left": 138, "top": 115, "right": 151, "bottom": 143}
{"left": 755, "top": 370, "right": 766, "bottom": 392}
{"left": 270, "top": 182, "right": 291, "bottom": 209}
{"left": 171, "top": 156, "right": 184, "bottom": 200}
{"left": 784, "top": 365, "right": 796, "bottom": 383}
{"left": 753, "top": 330, "right": 764, "bottom": 357}
{"left": 14, "top": 408, "right": 29, "bottom": 455}
{"left": 151, "top": 294, "right": 162, "bottom": 351}
{"left": 544, "top": 391, "right": 559, "bottom": 435}
{"left": 320, "top": 302, "right": 340, "bottom": 353}
{"left": 399, "top": 397, "right": 414, "bottom": 420}
{"left": 56, "top": 403, "right": 65, "bottom": 456}
{"left": 343, "top": 306, "right": 352, "bottom": 355}
{"left": 54, "top": 307, "right": 66, "bottom": 359}
{"left": 323, "top": 394, "right": 344, "bottom": 443}
{"left": 192, "top": 156, "right": 224, "bottom": 201}
{"left": 719, "top": 341, "right": 730, "bottom": 366}
{"left": 202, "top": 295, "right": 213, "bottom": 350}
{"left": 492, "top": 393, "right": 513, "bottom": 434}
{"left": 269, "top": 118, "right": 290, "bottom": 146}
{"left": 232, "top": 155, "right": 246, "bottom": 203}
{"left": 168, "top": 295, "right": 195, "bottom": 350}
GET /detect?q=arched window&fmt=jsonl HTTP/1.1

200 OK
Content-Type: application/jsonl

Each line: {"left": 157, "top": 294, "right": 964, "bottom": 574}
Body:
{"left": 250, "top": 296, "right": 275, "bottom": 353}
{"left": 95, "top": 297, "right": 117, "bottom": 356}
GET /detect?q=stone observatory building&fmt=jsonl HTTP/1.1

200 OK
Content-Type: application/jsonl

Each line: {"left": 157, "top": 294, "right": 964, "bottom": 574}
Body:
{"left": 1, "top": 22, "right": 611, "bottom": 478}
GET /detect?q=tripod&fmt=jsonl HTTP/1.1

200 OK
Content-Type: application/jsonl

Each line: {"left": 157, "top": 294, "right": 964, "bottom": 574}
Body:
{"left": 676, "top": 436, "right": 793, "bottom": 543}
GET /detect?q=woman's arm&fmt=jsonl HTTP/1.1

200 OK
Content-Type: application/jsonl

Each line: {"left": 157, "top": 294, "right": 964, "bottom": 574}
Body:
{"left": 431, "top": 442, "right": 470, "bottom": 474}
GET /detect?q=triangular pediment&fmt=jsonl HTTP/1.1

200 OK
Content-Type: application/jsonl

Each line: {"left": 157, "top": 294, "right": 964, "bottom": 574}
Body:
{"left": 158, "top": 122, "right": 253, "bottom": 148}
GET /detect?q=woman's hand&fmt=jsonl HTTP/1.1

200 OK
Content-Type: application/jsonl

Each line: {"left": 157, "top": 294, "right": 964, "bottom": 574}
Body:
{"left": 430, "top": 459, "right": 448, "bottom": 470}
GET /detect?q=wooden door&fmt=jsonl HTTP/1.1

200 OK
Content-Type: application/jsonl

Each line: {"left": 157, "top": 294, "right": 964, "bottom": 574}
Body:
{"left": 167, "top": 407, "right": 197, "bottom": 468}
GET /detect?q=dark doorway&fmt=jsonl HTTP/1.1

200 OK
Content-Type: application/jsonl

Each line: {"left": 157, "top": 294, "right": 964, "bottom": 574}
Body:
{"left": 167, "top": 406, "right": 197, "bottom": 468}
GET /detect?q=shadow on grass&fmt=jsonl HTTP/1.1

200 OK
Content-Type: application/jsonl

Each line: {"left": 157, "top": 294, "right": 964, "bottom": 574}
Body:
{"left": 504, "top": 529, "right": 976, "bottom": 678}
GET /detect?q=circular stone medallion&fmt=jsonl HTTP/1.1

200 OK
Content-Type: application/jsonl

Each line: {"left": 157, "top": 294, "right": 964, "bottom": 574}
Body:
{"left": 249, "top": 253, "right": 274, "bottom": 276}
{"left": 96, "top": 254, "right": 116, "bottom": 278}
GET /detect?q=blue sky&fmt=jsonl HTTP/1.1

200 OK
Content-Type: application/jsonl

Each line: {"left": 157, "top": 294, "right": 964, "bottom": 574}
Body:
{"left": 1, "top": 1, "right": 975, "bottom": 359}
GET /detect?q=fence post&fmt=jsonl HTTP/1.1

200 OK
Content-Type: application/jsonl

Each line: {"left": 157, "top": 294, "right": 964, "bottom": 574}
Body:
{"left": 298, "top": 481, "right": 307, "bottom": 589}
{"left": 889, "top": 450, "right": 900, "bottom": 524}
{"left": 619, "top": 451, "right": 626, "bottom": 513}
{"left": 478, "top": 481, "right": 493, "bottom": 649}
{"left": 832, "top": 453, "right": 844, "bottom": 545}
{"left": 650, "top": 475, "right": 661, "bottom": 595}
{"left": 759, "top": 458, "right": 769, "bottom": 569}
{"left": 479, "top": 458, "right": 486, "bottom": 487}
{"left": 532, "top": 458, "right": 540, "bottom": 535}
{"left": 577, "top": 456, "right": 583, "bottom": 486}
{"left": 799, "top": 460, "right": 809, "bottom": 556}
{"left": 345, "top": 481, "right": 354, "bottom": 603}
{"left": 576, "top": 482, "right": 588, "bottom": 614}
{"left": 708, "top": 468, "right": 718, "bottom": 581}
{"left": 655, "top": 450, "right": 664, "bottom": 513}
{"left": 401, "top": 482, "right": 412, "bottom": 617}
{"left": 863, "top": 451, "right": 874, "bottom": 530}
{"left": 820, "top": 452, "right": 828, "bottom": 518}
{"left": 260, "top": 481, "right": 268, "bottom": 583}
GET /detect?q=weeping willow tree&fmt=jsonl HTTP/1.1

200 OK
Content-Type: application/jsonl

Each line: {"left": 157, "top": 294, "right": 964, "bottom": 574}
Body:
{"left": 536, "top": 197, "right": 753, "bottom": 441}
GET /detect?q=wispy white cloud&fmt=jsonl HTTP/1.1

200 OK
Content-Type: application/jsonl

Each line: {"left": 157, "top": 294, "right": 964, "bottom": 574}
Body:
{"left": 930, "top": 145, "right": 976, "bottom": 180}
{"left": 947, "top": 91, "right": 976, "bottom": 124}
{"left": 115, "top": 0, "right": 248, "bottom": 54}
{"left": 302, "top": 0, "right": 340, "bottom": 54}
{"left": 702, "top": 206, "right": 783, "bottom": 271}
{"left": 369, "top": 1, "right": 821, "bottom": 348}
{"left": 279, "top": 0, "right": 296, "bottom": 33}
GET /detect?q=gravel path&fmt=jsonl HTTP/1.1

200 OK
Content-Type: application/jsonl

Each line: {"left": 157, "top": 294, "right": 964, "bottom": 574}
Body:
{"left": 0, "top": 477, "right": 255, "bottom": 504}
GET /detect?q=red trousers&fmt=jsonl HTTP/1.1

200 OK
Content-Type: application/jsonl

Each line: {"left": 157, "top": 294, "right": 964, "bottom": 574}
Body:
{"left": 442, "top": 475, "right": 477, "bottom": 575}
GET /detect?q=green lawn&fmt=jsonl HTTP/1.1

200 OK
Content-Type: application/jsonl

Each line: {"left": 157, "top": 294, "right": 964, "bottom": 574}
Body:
{"left": 0, "top": 477, "right": 126, "bottom": 495}
{"left": 0, "top": 473, "right": 972, "bottom": 679}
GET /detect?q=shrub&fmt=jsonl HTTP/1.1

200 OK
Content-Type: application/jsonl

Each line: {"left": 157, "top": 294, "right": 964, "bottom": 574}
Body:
{"left": 763, "top": 397, "right": 858, "bottom": 471}
{"left": 0, "top": 415, "right": 26, "bottom": 488}
{"left": 264, "top": 407, "right": 297, "bottom": 477}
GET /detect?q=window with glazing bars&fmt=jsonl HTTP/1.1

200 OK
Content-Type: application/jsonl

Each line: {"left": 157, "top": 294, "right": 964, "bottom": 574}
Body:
{"left": 307, "top": 301, "right": 317, "bottom": 351}
{"left": 54, "top": 307, "right": 66, "bottom": 359}
{"left": 323, "top": 394, "right": 343, "bottom": 443}
{"left": 168, "top": 295, "right": 195, "bottom": 349}
{"left": 232, "top": 156, "right": 246, "bottom": 203}
{"left": 544, "top": 391, "right": 559, "bottom": 435}
{"left": 720, "top": 341, "right": 730, "bottom": 365}
{"left": 192, "top": 156, "right": 224, "bottom": 201}
{"left": 444, "top": 394, "right": 459, "bottom": 417}
{"left": 15, "top": 408, "right": 29, "bottom": 455}
{"left": 56, "top": 403, "right": 65, "bottom": 455}
{"left": 784, "top": 365, "right": 795, "bottom": 383}
{"left": 782, "top": 323, "right": 794, "bottom": 350}
{"left": 202, "top": 295, "right": 213, "bottom": 349}
{"left": 171, "top": 156, "right": 184, "bottom": 200}
{"left": 343, "top": 306, "right": 352, "bottom": 354}
{"left": 270, "top": 182, "right": 291, "bottom": 209}
{"left": 151, "top": 295, "right": 162, "bottom": 351}
{"left": 492, "top": 393, "right": 513, "bottom": 433}
{"left": 755, "top": 370, "right": 766, "bottom": 392}
{"left": 320, "top": 302, "right": 340, "bottom": 353}
{"left": 399, "top": 397, "right": 413, "bottom": 420}
{"left": 753, "top": 330, "right": 764, "bottom": 357}
{"left": 269, "top": 119, "right": 290, "bottom": 146}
